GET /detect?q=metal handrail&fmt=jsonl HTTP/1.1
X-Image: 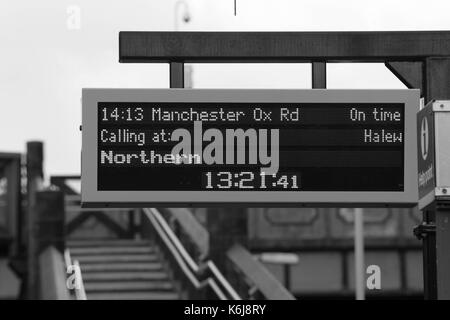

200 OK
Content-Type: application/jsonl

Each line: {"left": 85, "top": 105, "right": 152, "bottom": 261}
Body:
{"left": 160, "top": 208, "right": 209, "bottom": 260}
{"left": 53, "top": 176, "right": 239, "bottom": 300}
{"left": 146, "top": 209, "right": 202, "bottom": 287}
{"left": 144, "top": 208, "right": 240, "bottom": 300}
{"left": 39, "top": 247, "right": 71, "bottom": 300}
{"left": 152, "top": 208, "right": 240, "bottom": 299}
{"left": 158, "top": 208, "right": 293, "bottom": 300}
{"left": 226, "top": 244, "right": 295, "bottom": 300}
{"left": 63, "top": 249, "right": 72, "bottom": 270}
{"left": 205, "top": 261, "right": 239, "bottom": 299}
{"left": 148, "top": 208, "right": 200, "bottom": 272}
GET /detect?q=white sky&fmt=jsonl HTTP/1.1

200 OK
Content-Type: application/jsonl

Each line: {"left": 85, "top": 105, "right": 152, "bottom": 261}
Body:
{"left": 1, "top": 0, "right": 449, "bottom": 175}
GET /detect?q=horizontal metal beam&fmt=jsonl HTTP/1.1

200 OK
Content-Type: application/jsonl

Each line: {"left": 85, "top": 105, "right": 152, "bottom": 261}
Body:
{"left": 119, "top": 31, "right": 450, "bottom": 63}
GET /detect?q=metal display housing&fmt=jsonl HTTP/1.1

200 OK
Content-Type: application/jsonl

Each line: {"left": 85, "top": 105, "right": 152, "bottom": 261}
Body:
{"left": 82, "top": 88, "right": 419, "bottom": 208}
{"left": 419, "top": 100, "right": 450, "bottom": 210}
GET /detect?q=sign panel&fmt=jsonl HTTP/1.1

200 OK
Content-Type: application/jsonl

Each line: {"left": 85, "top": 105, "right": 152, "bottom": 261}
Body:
{"left": 417, "top": 100, "right": 450, "bottom": 209}
{"left": 82, "top": 89, "right": 419, "bottom": 207}
{"left": 417, "top": 102, "right": 436, "bottom": 209}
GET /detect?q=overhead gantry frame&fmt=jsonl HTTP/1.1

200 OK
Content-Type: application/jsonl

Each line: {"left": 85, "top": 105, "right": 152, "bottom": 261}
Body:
{"left": 119, "top": 31, "right": 450, "bottom": 299}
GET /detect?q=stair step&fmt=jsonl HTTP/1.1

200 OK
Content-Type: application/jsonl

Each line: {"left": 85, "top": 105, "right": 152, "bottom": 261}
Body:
{"left": 68, "top": 239, "right": 152, "bottom": 248}
{"left": 73, "top": 254, "right": 159, "bottom": 264}
{"left": 70, "top": 246, "right": 155, "bottom": 256}
{"left": 84, "top": 281, "right": 174, "bottom": 292}
{"left": 82, "top": 271, "right": 169, "bottom": 282}
{"left": 80, "top": 262, "right": 163, "bottom": 272}
{"left": 86, "top": 291, "right": 179, "bottom": 300}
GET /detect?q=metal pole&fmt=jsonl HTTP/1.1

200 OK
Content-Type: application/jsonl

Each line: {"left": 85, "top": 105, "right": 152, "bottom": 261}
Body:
{"left": 312, "top": 62, "right": 326, "bottom": 89}
{"left": 173, "top": 1, "right": 193, "bottom": 88}
{"left": 421, "top": 209, "right": 437, "bottom": 299}
{"left": 436, "top": 205, "right": 450, "bottom": 299}
{"left": 354, "top": 208, "right": 365, "bottom": 300}
{"left": 26, "top": 141, "right": 44, "bottom": 299}
{"left": 170, "top": 62, "right": 184, "bottom": 88}
{"left": 425, "top": 57, "right": 450, "bottom": 300}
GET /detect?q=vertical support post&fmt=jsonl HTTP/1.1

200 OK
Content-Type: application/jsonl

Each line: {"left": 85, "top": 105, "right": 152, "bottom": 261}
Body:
{"left": 422, "top": 209, "right": 437, "bottom": 299}
{"left": 283, "top": 264, "right": 291, "bottom": 291}
{"left": 128, "top": 209, "right": 136, "bottom": 238}
{"left": 206, "top": 207, "right": 248, "bottom": 272}
{"left": 35, "top": 190, "right": 65, "bottom": 254}
{"left": 425, "top": 58, "right": 450, "bottom": 102}
{"left": 168, "top": 60, "right": 248, "bottom": 289}
{"left": 4, "top": 157, "right": 21, "bottom": 256}
{"left": 435, "top": 205, "right": 450, "bottom": 299}
{"left": 26, "top": 141, "right": 44, "bottom": 299}
{"left": 384, "top": 60, "right": 433, "bottom": 298}
{"left": 424, "top": 57, "right": 450, "bottom": 299}
{"left": 312, "top": 62, "right": 327, "bottom": 89}
{"left": 170, "top": 62, "right": 185, "bottom": 88}
{"left": 354, "top": 208, "right": 365, "bottom": 300}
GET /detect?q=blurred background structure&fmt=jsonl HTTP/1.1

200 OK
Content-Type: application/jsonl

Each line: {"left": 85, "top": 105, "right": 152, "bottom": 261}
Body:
{"left": 2, "top": 0, "right": 450, "bottom": 300}
{"left": 0, "top": 142, "right": 424, "bottom": 300}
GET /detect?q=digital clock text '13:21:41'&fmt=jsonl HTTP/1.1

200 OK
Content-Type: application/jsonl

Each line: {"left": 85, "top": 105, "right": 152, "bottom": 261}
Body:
{"left": 203, "top": 171, "right": 300, "bottom": 190}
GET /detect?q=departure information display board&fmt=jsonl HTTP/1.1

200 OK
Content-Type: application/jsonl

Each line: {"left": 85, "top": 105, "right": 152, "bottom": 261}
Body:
{"left": 82, "top": 89, "right": 419, "bottom": 207}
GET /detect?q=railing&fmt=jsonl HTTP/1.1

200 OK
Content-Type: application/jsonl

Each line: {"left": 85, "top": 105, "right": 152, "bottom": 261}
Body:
{"left": 159, "top": 208, "right": 209, "bottom": 261}
{"left": 226, "top": 244, "right": 295, "bottom": 300}
{"left": 0, "top": 152, "right": 21, "bottom": 256}
{"left": 147, "top": 208, "right": 296, "bottom": 300}
{"left": 143, "top": 208, "right": 240, "bottom": 300}
{"left": 38, "top": 246, "right": 71, "bottom": 300}
{"left": 49, "top": 175, "right": 295, "bottom": 300}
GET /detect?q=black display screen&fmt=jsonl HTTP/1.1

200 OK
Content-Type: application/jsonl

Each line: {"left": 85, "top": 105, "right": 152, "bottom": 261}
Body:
{"left": 97, "top": 102, "right": 404, "bottom": 191}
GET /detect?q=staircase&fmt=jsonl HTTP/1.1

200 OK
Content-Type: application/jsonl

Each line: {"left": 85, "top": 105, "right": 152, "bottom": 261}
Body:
{"left": 68, "top": 239, "right": 179, "bottom": 300}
